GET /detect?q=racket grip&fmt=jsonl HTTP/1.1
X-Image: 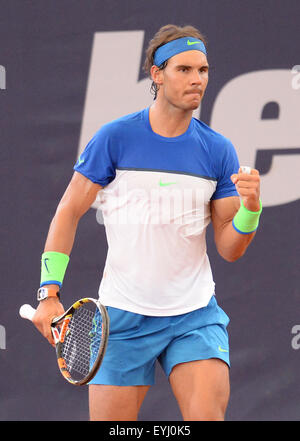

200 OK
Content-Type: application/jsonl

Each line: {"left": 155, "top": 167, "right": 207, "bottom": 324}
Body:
{"left": 19, "top": 304, "right": 36, "bottom": 321}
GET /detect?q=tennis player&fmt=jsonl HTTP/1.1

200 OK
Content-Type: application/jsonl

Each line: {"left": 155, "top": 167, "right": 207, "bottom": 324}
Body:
{"left": 32, "top": 24, "right": 262, "bottom": 421}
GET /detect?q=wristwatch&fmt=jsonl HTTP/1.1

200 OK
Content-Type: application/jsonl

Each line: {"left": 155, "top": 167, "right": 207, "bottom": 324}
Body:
{"left": 37, "top": 287, "right": 60, "bottom": 301}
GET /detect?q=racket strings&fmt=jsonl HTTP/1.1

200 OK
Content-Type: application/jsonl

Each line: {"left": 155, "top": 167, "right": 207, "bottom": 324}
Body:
{"left": 60, "top": 306, "right": 102, "bottom": 380}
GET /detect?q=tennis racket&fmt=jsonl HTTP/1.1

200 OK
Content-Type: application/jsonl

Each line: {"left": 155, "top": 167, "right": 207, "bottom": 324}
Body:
{"left": 19, "top": 297, "right": 109, "bottom": 386}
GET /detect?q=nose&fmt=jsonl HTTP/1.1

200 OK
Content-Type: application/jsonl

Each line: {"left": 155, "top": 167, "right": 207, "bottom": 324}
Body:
{"left": 190, "top": 70, "right": 202, "bottom": 86}
{"left": 191, "top": 70, "right": 203, "bottom": 86}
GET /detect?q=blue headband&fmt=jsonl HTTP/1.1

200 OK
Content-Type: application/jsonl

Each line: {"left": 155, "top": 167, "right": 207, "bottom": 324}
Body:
{"left": 153, "top": 37, "right": 207, "bottom": 67}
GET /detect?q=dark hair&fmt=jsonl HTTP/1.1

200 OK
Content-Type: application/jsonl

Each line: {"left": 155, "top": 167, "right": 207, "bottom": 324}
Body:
{"left": 143, "top": 24, "right": 208, "bottom": 99}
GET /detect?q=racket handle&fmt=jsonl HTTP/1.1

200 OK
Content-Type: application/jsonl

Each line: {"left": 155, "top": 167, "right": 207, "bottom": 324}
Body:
{"left": 19, "top": 304, "right": 36, "bottom": 321}
{"left": 240, "top": 165, "right": 251, "bottom": 174}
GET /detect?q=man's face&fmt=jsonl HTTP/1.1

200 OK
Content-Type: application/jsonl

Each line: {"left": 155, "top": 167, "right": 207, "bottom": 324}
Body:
{"left": 155, "top": 50, "right": 209, "bottom": 111}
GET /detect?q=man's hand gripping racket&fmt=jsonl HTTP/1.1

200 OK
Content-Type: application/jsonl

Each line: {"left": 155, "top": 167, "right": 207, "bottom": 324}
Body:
{"left": 19, "top": 298, "right": 109, "bottom": 386}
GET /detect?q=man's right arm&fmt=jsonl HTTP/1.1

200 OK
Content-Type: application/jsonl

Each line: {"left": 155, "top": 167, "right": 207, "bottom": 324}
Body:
{"left": 33, "top": 171, "right": 102, "bottom": 345}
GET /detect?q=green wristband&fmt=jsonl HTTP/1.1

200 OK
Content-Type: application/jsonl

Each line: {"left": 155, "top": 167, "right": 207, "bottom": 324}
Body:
{"left": 40, "top": 251, "right": 70, "bottom": 288}
{"left": 232, "top": 199, "right": 263, "bottom": 234}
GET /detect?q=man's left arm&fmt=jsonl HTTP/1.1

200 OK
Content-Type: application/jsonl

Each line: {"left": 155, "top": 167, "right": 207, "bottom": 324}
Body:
{"left": 210, "top": 168, "right": 261, "bottom": 262}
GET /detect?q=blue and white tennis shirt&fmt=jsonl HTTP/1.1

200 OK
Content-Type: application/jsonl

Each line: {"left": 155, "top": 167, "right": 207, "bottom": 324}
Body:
{"left": 74, "top": 107, "right": 239, "bottom": 316}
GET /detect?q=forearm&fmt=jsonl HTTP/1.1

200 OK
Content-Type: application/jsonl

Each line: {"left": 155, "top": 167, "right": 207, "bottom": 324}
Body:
{"left": 34, "top": 172, "right": 101, "bottom": 345}
{"left": 44, "top": 204, "right": 80, "bottom": 256}
{"left": 215, "top": 220, "right": 256, "bottom": 262}
{"left": 212, "top": 167, "right": 262, "bottom": 262}
{"left": 41, "top": 205, "right": 80, "bottom": 291}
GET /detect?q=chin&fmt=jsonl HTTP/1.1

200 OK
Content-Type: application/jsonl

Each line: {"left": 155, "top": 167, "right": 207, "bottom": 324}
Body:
{"left": 185, "top": 96, "right": 202, "bottom": 111}
{"left": 170, "top": 97, "right": 201, "bottom": 112}
{"left": 184, "top": 101, "right": 201, "bottom": 111}
{"left": 190, "top": 101, "right": 201, "bottom": 110}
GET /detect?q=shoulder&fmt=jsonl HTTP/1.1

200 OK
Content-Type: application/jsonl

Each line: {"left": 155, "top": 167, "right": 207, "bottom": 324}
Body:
{"left": 94, "top": 109, "right": 145, "bottom": 139}
{"left": 84, "top": 109, "right": 145, "bottom": 160}
{"left": 192, "top": 118, "right": 239, "bottom": 178}
{"left": 192, "top": 118, "right": 238, "bottom": 167}
{"left": 192, "top": 118, "right": 234, "bottom": 151}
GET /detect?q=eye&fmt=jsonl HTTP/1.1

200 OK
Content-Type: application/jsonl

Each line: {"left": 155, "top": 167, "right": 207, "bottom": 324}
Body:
{"left": 199, "top": 67, "right": 209, "bottom": 74}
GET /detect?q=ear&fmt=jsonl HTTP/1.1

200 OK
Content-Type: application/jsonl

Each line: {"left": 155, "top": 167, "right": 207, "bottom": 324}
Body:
{"left": 150, "top": 65, "right": 164, "bottom": 86}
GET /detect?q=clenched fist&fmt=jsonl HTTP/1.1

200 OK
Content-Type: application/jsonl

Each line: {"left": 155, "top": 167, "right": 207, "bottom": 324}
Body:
{"left": 231, "top": 167, "right": 261, "bottom": 212}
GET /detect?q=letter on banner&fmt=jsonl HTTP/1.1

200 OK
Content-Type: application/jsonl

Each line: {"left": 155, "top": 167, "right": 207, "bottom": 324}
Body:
{"left": 78, "top": 31, "right": 151, "bottom": 210}
{"left": 210, "top": 70, "right": 300, "bottom": 207}
{"left": 0, "top": 65, "right": 6, "bottom": 90}
{"left": 0, "top": 325, "right": 6, "bottom": 350}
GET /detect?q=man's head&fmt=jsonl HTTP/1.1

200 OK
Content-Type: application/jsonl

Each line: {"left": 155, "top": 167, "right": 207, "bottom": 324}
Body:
{"left": 144, "top": 24, "right": 209, "bottom": 109}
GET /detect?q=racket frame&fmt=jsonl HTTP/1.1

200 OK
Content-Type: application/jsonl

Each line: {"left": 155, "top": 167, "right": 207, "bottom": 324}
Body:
{"left": 51, "top": 297, "right": 109, "bottom": 386}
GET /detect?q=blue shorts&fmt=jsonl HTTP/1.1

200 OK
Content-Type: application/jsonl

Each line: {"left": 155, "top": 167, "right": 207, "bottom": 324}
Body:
{"left": 89, "top": 295, "right": 230, "bottom": 386}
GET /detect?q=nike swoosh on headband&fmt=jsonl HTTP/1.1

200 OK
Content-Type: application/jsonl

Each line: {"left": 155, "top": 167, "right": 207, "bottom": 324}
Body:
{"left": 187, "top": 40, "right": 202, "bottom": 46}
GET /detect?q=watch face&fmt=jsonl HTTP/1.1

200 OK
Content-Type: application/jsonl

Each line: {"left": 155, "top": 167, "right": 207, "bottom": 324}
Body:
{"left": 37, "top": 288, "right": 48, "bottom": 301}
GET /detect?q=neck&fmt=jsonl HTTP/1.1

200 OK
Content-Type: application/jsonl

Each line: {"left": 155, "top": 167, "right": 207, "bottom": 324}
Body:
{"left": 149, "top": 100, "right": 193, "bottom": 137}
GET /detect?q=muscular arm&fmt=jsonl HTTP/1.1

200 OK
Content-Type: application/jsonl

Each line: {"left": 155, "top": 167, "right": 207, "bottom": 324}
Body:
{"left": 44, "top": 171, "right": 102, "bottom": 255}
{"left": 210, "top": 196, "right": 256, "bottom": 262}
{"left": 210, "top": 168, "right": 261, "bottom": 262}
{"left": 33, "top": 171, "right": 102, "bottom": 345}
